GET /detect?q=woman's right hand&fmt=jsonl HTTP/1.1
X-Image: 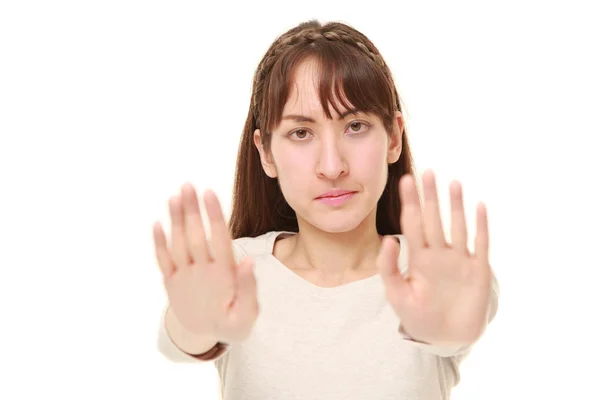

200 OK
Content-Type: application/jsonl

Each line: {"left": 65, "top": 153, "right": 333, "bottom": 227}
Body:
{"left": 153, "top": 183, "right": 259, "bottom": 344}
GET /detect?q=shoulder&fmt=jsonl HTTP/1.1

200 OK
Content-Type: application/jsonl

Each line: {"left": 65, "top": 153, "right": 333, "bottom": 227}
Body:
{"left": 231, "top": 231, "right": 285, "bottom": 262}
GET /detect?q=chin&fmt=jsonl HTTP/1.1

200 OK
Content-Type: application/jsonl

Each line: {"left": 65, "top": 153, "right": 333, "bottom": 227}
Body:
{"left": 304, "top": 211, "right": 369, "bottom": 233}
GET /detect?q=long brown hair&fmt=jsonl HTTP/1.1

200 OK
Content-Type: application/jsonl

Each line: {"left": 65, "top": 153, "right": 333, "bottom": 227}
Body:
{"left": 228, "top": 19, "right": 416, "bottom": 239}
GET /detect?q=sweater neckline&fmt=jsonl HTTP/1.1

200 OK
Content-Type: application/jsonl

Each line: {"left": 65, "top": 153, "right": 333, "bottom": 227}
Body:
{"left": 264, "top": 230, "right": 385, "bottom": 298}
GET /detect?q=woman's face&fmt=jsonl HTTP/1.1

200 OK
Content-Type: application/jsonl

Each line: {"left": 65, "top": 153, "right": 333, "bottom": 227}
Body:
{"left": 254, "top": 59, "right": 404, "bottom": 233}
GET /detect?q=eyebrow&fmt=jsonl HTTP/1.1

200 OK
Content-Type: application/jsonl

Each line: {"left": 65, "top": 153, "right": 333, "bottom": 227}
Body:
{"left": 281, "top": 108, "right": 361, "bottom": 123}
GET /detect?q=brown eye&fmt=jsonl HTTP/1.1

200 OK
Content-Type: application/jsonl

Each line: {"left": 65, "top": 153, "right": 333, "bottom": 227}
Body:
{"left": 348, "top": 122, "right": 371, "bottom": 134}
{"left": 349, "top": 122, "right": 362, "bottom": 132}
{"left": 291, "top": 129, "right": 309, "bottom": 139}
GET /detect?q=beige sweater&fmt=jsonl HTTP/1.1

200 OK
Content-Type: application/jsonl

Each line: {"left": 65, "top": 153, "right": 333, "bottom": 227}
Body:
{"left": 157, "top": 231, "right": 499, "bottom": 400}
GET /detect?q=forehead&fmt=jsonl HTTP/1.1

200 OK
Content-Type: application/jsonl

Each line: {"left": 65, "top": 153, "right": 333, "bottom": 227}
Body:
{"left": 282, "top": 59, "right": 351, "bottom": 118}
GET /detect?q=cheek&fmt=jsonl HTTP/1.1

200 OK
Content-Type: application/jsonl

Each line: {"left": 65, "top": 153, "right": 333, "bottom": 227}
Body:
{"left": 271, "top": 144, "right": 312, "bottom": 192}
{"left": 350, "top": 138, "right": 389, "bottom": 181}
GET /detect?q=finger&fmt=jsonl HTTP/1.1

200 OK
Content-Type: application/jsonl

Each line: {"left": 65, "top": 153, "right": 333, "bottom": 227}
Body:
{"left": 181, "top": 183, "right": 210, "bottom": 263}
{"left": 474, "top": 202, "right": 489, "bottom": 261}
{"left": 449, "top": 180, "right": 468, "bottom": 252}
{"left": 377, "top": 236, "right": 410, "bottom": 303}
{"left": 399, "top": 174, "right": 425, "bottom": 249}
{"left": 421, "top": 169, "right": 446, "bottom": 247}
{"left": 153, "top": 221, "right": 176, "bottom": 277}
{"left": 204, "top": 189, "right": 235, "bottom": 268}
{"left": 169, "top": 195, "right": 192, "bottom": 268}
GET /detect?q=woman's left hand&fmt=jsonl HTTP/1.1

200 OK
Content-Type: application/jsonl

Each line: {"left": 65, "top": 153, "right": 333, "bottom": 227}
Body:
{"left": 377, "top": 169, "right": 493, "bottom": 347}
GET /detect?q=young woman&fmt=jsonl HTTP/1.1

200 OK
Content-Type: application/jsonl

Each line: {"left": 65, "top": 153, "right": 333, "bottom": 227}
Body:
{"left": 154, "top": 19, "right": 499, "bottom": 400}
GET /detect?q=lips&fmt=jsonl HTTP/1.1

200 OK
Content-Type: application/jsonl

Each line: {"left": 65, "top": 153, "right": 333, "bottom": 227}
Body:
{"left": 316, "top": 190, "right": 356, "bottom": 199}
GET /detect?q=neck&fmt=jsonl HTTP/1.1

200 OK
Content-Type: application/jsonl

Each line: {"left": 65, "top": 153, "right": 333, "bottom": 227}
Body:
{"left": 289, "top": 211, "right": 383, "bottom": 278}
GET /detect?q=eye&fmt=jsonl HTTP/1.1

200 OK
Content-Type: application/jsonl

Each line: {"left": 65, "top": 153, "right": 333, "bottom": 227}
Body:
{"left": 289, "top": 129, "right": 312, "bottom": 140}
{"left": 346, "top": 121, "right": 370, "bottom": 134}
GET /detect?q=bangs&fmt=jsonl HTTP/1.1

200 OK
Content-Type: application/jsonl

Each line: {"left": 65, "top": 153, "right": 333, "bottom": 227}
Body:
{"left": 260, "top": 40, "right": 397, "bottom": 135}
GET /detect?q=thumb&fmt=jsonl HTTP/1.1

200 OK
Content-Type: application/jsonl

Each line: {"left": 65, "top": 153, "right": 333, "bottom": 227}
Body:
{"left": 377, "top": 236, "right": 401, "bottom": 281}
{"left": 378, "top": 236, "right": 410, "bottom": 301}
{"left": 230, "top": 256, "right": 259, "bottom": 315}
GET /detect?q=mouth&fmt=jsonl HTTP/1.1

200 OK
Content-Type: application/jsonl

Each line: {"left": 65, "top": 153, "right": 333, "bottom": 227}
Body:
{"left": 315, "top": 191, "right": 357, "bottom": 206}
{"left": 315, "top": 190, "right": 356, "bottom": 199}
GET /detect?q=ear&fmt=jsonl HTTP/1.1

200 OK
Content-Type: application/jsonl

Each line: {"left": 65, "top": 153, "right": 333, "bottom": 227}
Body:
{"left": 387, "top": 111, "right": 404, "bottom": 164}
{"left": 253, "top": 129, "right": 278, "bottom": 178}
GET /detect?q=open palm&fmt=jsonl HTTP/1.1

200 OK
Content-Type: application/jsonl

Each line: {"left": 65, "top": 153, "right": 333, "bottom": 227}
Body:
{"left": 377, "top": 170, "right": 493, "bottom": 346}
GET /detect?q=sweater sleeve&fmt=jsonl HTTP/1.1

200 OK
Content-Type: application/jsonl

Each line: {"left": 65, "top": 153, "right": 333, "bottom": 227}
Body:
{"left": 155, "top": 240, "right": 247, "bottom": 363}
{"left": 156, "top": 305, "right": 229, "bottom": 363}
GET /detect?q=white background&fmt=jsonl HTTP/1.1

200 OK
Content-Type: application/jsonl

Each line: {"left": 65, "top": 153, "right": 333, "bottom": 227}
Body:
{"left": 1, "top": 1, "right": 599, "bottom": 399}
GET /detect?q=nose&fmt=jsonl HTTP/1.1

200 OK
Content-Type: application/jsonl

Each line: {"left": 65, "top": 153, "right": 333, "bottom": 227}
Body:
{"left": 316, "top": 135, "right": 348, "bottom": 180}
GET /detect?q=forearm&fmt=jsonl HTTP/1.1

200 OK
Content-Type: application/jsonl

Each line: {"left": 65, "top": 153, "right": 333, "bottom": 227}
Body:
{"left": 164, "top": 306, "right": 219, "bottom": 355}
